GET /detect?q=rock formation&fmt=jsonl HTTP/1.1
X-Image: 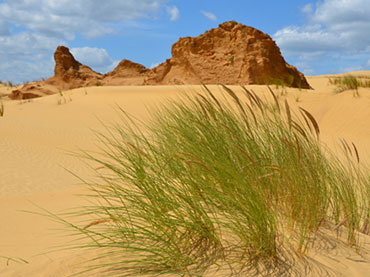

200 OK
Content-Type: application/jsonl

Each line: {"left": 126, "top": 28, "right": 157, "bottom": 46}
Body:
{"left": 46, "top": 46, "right": 103, "bottom": 90}
{"left": 9, "top": 21, "right": 311, "bottom": 99}
{"left": 9, "top": 46, "right": 105, "bottom": 99}
{"left": 103, "top": 59, "right": 150, "bottom": 85}
{"left": 8, "top": 84, "right": 56, "bottom": 100}
{"left": 145, "top": 21, "right": 310, "bottom": 88}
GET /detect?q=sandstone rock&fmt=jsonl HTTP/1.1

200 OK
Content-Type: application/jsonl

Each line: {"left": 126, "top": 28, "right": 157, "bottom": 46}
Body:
{"left": 105, "top": 59, "right": 149, "bottom": 78}
{"left": 145, "top": 21, "right": 310, "bottom": 88}
{"left": 46, "top": 47, "right": 149, "bottom": 87}
{"left": 9, "top": 21, "right": 311, "bottom": 100}
{"left": 9, "top": 89, "right": 41, "bottom": 100}
{"left": 46, "top": 46, "right": 103, "bottom": 90}
{"left": 103, "top": 59, "right": 149, "bottom": 85}
{"left": 9, "top": 84, "right": 55, "bottom": 100}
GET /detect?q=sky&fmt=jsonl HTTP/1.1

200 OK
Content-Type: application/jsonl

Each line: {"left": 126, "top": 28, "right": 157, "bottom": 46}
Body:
{"left": 0, "top": 0, "right": 369, "bottom": 83}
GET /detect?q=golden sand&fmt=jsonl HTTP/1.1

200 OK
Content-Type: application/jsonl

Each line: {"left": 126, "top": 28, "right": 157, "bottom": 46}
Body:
{"left": 1, "top": 73, "right": 370, "bottom": 276}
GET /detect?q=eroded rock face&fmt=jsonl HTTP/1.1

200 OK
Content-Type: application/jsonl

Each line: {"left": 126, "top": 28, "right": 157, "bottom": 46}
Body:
{"left": 145, "top": 21, "right": 310, "bottom": 88}
{"left": 106, "top": 59, "right": 149, "bottom": 78}
{"left": 47, "top": 47, "right": 150, "bottom": 87}
{"left": 103, "top": 59, "right": 149, "bottom": 85}
{"left": 46, "top": 46, "right": 103, "bottom": 90}
{"left": 10, "top": 21, "right": 310, "bottom": 100}
{"left": 9, "top": 84, "right": 56, "bottom": 100}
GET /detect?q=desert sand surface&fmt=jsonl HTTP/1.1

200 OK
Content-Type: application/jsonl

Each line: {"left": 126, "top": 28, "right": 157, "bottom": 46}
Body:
{"left": 1, "top": 73, "right": 370, "bottom": 276}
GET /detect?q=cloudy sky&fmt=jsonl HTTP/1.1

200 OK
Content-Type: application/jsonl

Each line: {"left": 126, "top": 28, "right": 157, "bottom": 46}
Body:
{"left": 0, "top": 0, "right": 369, "bottom": 83}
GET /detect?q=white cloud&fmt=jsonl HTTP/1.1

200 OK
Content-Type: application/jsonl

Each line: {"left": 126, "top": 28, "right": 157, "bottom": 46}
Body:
{"left": 201, "top": 11, "right": 218, "bottom": 22}
{"left": 0, "top": 0, "right": 166, "bottom": 39}
{"left": 274, "top": 25, "right": 347, "bottom": 55}
{"left": 0, "top": 32, "right": 64, "bottom": 83}
{"left": 274, "top": 0, "right": 370, "bottom": 74}
{"left": 166, "top": 6, "right": 179, "bottom": 21}
{"left": 0, "top": 60, "right": 54, "bottom": 84}
{"left": 0, "top": 22, "right": 10, "bottom": 36}
{"left": 311, "top": 0, "right": 369, "bottom": 28}
{"left": 70, "top": 47, "right": 119, "bottom": 74}
{"left": 0, "top": 0, "right": 170, "bottom": 82}
{"left": 301, "top": 4, "right": 313, "bottom": 14}
{"left": 0, "top": 32, "right": 63, "bottom": 60}
{"left": 274, "top": 0, "right": 370, "bottom": 55}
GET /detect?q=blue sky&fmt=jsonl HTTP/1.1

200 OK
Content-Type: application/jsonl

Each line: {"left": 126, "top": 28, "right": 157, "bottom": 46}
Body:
{"left": 0, "top": 0, "right": 369, "bottom": 83}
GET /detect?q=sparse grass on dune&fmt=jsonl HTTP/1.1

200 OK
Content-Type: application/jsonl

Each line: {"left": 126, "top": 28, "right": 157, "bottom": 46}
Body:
{"left": 58, "top": 85, "right": 370, "bottom": 276}
{"left": 0, "top": 97, "right": 4, "bottom": 117}
{"left": 329, "top": 75, "right": 370, "bottom": 97}
{"left": 0, "top": 80, "right": 14, "bottom": 87}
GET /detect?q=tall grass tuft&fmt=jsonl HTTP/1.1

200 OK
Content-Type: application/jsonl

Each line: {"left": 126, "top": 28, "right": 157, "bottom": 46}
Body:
{"left": 0, "top": 97, "right": 4, "bottom": 117}
{"left": 61, "top": 86, "right": 370, "bottom": 276}
{"left": 329, "top": 75, "right": 370, "bottom": 97}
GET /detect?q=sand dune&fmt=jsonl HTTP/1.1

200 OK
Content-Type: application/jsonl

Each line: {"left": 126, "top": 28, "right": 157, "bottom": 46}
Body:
{"left": 1, "top": 74, "right": 370, "bottom": 276}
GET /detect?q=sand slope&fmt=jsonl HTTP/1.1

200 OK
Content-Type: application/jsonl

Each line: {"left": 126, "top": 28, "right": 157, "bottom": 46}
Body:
{"left": 1, "top": 74, "right": 370, "bottom": 276}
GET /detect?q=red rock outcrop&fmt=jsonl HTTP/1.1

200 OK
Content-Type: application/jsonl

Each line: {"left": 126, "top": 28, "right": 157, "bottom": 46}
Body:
{"left": 9, "top": 46, "right": 104, "bottom": 99}
{"left": 9, "top": 85, "right": 43, "bottom": 100}
{"left": 145, "top": 21, "right": 310, "bottom": 88}
{"left": 103, "top": 59, "right": 149, "bottom": 85}
{"left": 46, "top": 46, "right": 103, "bottom": 90}
{"left": 9, "top": 83, "right": 58, "bottom": 100}
{"left": 10, "top": 21, "right": 311, "bottom": 100}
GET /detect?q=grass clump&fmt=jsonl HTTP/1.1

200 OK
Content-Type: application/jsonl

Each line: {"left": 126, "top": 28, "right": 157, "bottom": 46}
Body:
{"left": 329, "top": 75, "right": 370, "bottom": 97}
{"left": 61, "top": 86, "right": 370, "bottom": 276}
{"left": 266, "top": 77, "right": 287, "bottom": 89}
{"left": 1, "top": 80, "right": 14, "bottom": 87}
{"left": 229, "top": 56, "right": 234, "bottom": 65}
{"left": 265, "top": 76, "right": 295, "bottom": 96}
{"left": 57, "top": 89, "right": 72, "bottom": 105}
{"left": 0, "top": 96, "right": 4, "bottom": 117}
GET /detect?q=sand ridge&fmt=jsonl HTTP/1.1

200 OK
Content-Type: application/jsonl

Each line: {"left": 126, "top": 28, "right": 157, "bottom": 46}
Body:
{"left": 1, "top": 73, "right": 370, "bottom": 276}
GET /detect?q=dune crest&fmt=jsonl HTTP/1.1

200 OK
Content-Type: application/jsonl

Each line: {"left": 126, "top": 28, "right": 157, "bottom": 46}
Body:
{"left": 2, "top": 78, "right": 370, "bottom": 276}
